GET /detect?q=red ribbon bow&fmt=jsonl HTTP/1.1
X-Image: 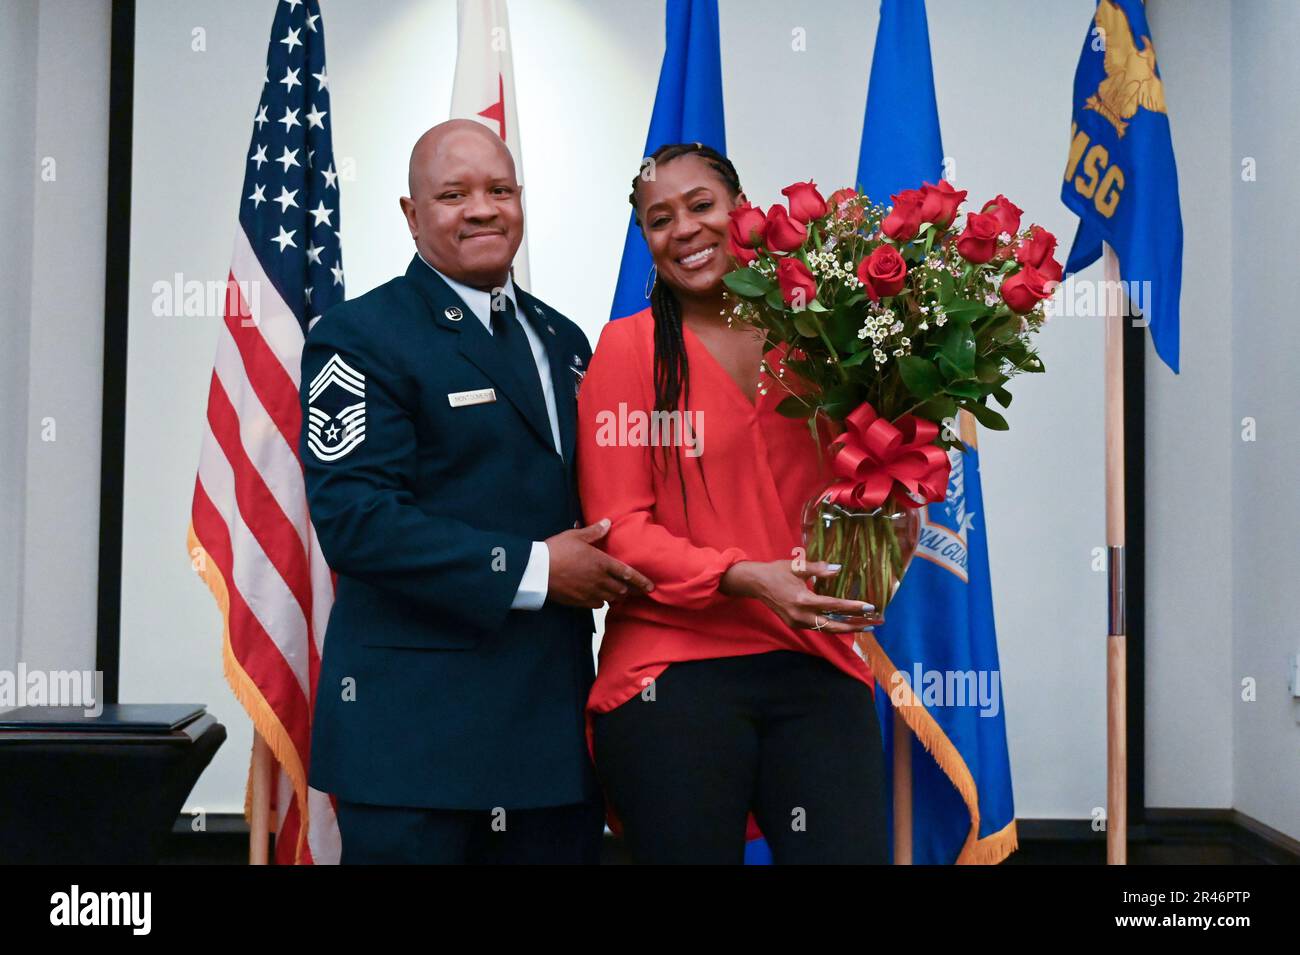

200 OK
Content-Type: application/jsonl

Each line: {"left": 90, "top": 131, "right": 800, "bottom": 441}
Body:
{"left": 825, "top": 402, "right": 951, "bottom": 510}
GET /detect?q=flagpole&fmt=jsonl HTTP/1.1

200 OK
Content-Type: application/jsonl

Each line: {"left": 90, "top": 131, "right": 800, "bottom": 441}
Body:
{"left": 249, "top": 731, "right": 272, "bottom": 864}
{"left": 893, "top": 715, "right": 913, "bottom": 864}
{"left": 1102, "top": 242, "right": 1127, "bottom": 864}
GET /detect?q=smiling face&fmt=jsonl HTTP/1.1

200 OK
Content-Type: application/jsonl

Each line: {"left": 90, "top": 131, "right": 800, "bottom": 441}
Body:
{"left": 400, "top": 121, "right": 523, "bottom": 290}
{"left": 635, "top": 152, "right": 742, "bottom": 303}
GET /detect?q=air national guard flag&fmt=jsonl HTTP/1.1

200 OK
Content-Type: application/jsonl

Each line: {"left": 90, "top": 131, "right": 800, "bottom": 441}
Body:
{"left": 608, "top": 0, "right": 725, "bottom": 321}
{"left": 853, "top": 0, "right": 1018, "bottom": 865}
{"left": 1061, "top": 0, "right": 1183, "bottom": 373}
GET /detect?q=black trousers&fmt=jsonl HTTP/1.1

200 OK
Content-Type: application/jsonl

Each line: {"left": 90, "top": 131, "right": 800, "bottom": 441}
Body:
{"left": 335, "top": 798, "right": 604, "bottom": 864}
{"left": 592, "top": 649, "right": 888, "bottom": 864}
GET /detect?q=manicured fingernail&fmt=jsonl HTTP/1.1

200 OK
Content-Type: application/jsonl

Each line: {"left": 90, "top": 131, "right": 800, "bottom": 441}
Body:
{"left": 827, "top": 563, "right": 842, "bottom": 572}
{"left": 862, "top": 603, "right": 875, "bottom": 612}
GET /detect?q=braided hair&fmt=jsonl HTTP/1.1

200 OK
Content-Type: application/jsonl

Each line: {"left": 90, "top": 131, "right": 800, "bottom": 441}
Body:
{"left": 628, "top": 142, "right": 743, "bottom": 520}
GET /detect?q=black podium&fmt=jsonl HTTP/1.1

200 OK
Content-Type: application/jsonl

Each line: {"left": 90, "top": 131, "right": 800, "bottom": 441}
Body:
{"left": 0, "top": 704, "right": 225, "bottom": 864}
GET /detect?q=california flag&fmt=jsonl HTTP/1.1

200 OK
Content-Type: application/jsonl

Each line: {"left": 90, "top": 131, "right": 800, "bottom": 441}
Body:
{"left": 450, "top": 0, "right": 530, "bottom": 289}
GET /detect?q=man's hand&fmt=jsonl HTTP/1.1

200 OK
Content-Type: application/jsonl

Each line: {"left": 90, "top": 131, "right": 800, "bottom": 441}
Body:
{"left": 545, "top": 519, "right": 654, "bottom": 609}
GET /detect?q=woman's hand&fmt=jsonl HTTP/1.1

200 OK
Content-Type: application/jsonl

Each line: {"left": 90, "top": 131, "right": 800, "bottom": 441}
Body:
{"left": 719, "top": 560, "right": 875, "bottom": 633}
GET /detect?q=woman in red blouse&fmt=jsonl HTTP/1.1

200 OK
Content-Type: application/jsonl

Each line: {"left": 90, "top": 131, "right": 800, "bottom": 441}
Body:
{"left": 577, "top": 143, "right": 888, "bottom": 864}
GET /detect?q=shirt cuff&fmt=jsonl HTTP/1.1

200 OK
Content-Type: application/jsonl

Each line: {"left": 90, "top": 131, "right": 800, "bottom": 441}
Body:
{"left": 510, "top": 540, "right": 550, "bottom": 611}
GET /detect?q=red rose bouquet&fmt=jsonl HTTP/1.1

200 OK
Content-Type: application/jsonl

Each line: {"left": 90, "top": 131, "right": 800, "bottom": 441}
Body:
{"left": 723, "top": 179, "right": 1059, "bottom": 624}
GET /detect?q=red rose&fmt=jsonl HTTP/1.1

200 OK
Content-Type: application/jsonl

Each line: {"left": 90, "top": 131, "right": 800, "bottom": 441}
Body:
{"left": 781, "top": 180, "right": 828, "bottom": 223}
{"left": 828, "top": 187, "right": 864, "bottom": 226}
{"left": 776, "top": 257, "right": 818, "bottom": 308}
{"left": 1000, "top": 263, "right": 1057, "bottom": 313}
{"left": 919, "top": 180, "right": 967, "bottom": 229}
{"left": 828, "top": 187, "right": 857, "bottom": 209}
{"left": 881, "top": 189, "right": 926, "bottom": 241}
{"left": 856, "top": 245, "right": 908, "bottom": 302}
{"left": 981, "top": 194, "right": 1023, "bottom": 238}
{"left": 1014, "top": 224, "right": 1062, "bottom": 281}
{"left": 765, "top": 203, "right": 808, "bottom": 253}
{"left": 955, "top": 211, "right": 1001, "bottom": 263}
{"left": 728, "top": 201, "right": 768, "bottom": 249}
{"left": 727, "top": 235, "right": 758, "bottom": 266}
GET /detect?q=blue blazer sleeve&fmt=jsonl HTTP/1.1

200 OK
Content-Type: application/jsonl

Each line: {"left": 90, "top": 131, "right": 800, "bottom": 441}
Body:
{"left": 300, "top": 307, "right": 534, "bottom": 635}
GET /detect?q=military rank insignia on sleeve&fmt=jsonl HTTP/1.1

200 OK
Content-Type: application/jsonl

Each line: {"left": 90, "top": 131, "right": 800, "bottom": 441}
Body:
{"left": 307, "top": 353, "right": 366, "bottom": 461}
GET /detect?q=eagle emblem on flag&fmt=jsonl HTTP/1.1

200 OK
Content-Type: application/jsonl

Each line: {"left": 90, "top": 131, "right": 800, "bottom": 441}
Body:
{"left": 307, "top": 353, "right": 366, "bottom": 461}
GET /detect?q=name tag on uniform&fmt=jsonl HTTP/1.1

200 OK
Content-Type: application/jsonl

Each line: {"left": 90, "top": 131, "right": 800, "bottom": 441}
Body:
{"left": 447, "top": 388, "right": 497, "bottom": 408}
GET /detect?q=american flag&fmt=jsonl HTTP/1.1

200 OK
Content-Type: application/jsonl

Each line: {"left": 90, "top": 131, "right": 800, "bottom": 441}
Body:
{"left": 188, "top": 0, "right": 342, "bottom": 865}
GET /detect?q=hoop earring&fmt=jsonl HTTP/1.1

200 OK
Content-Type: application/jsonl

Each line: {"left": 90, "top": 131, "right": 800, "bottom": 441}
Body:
{"left": 643, "top": 263, "right": 657, "bottom": 299}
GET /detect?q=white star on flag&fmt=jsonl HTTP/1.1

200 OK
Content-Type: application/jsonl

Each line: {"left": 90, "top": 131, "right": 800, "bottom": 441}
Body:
{"left": 274, "top": 186, "right": 299, "bottom": 212}
{"left": 309, "top": 201, "right": 333, "bottom": 226}
{"left": 273, "top": 225, "right": 297, "bottom": 251}
{"left": 276, "top": 146, "right": 300, "bottom": 172}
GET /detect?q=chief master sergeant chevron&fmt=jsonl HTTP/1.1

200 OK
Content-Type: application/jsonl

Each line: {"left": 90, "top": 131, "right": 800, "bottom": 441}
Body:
{"left": 300, "top": 119, "right": 653, "bottom": 864}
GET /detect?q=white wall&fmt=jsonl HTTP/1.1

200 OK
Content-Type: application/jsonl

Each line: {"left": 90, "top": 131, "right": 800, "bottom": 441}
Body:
{"left": 0, "top": 0, "right": 109, "bottom": 681}
{"left": 82, "top": 0, "right": 1297, "bottom": 842}
{"left": 1144, "top": 0, "right": 1235, "bottom": 814}
{"left": 1227, "top": 0, "right": 1300, "bottom": 841}
{"left": 0, "top": 0, "right": 40, "bottom": 680}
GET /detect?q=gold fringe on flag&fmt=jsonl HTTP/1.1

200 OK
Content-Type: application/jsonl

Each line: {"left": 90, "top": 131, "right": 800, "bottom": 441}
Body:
{"left": 187, "top": 524, "right": 310, "bottom": 864}
{"left": 857, "top": 631, "right": 1019, "bottom": 865}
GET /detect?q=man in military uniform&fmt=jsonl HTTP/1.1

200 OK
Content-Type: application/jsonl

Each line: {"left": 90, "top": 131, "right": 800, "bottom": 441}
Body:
{"left": 300, "top": 119, "right": 652, "bottom": 863}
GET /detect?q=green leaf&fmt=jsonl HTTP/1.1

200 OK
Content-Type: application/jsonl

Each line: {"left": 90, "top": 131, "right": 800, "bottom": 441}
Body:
{"left": 941, "top": 298, "right": 988, "bottom": 323}
{"left": 939, "top": 323, "right": 977, "bottom": 379}
{"left": 792, "top": 314, "right": 819, "bottom": 338}
{"left": 897, "top": 355, "right": 943, "bottom": 399}
{"left": 807, "top": 299, "right": 829, "bottom": 312}
{"left": 911, "top": 396, "right": 958, "bottom": 424}
{"left": 936, "top": 269, "right": 956, "bottom": 305}
{"left": 966, "top": 401, "right": 1009, "bottom": 430}
{"left": 765, "top": 287, "right": 786, "bottom": 311}
{"left": 841, "top": 349, "right": 875, "bottom": 368}
{"left": 945, "top": 381, "right": 984, "bottom": 400}
{"left": 992, "top": 385, "right": 1013, "bottom": 408}
{"left": 975, "top": 356, "right": 1003, "bottom": 383}
{"left": 822, "top": 383, "right": 861, "bottom": 420}
{"left": 722, "top": 268, "right": 772, "bottom": 299}
{"left": 775, "top": 395, "right": 810, "bottom": 419}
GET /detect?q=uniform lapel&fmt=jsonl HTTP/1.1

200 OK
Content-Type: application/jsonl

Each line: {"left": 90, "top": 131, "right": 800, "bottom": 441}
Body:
{"left": 404, "top": 256, "right": 556, "bottom": 455}
{"left": 516, "top": 288, "right": 577, "bottom": 465}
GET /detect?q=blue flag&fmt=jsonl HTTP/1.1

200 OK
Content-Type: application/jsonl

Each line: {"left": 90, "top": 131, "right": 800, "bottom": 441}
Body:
{"left": 856, "top": 0, "right": 1018, "bottom": 865}
{"left": 1061, "top": 0, "right": 1183, "bottom": 373}
{"left": 608, "top": 0, "right": 725, "bottom": 321}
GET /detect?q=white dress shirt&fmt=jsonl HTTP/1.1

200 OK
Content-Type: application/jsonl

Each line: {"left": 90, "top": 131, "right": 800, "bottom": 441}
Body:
{"left": 418, "top": 253, "right": 556, "bottom": 611}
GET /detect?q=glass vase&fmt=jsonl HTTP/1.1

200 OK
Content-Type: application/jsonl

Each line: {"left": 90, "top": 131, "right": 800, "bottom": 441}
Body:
{"left": 800, "top": 487, "right": 922, "bottom": 627}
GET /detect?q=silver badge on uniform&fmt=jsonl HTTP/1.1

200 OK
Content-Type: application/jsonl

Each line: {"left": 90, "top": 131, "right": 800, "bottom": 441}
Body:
{"left": 569, "top": 354, "right": 586, "bottom": 395}
{"left": 444, "top": 306, "right": 463, "bottom": 322}
{"left": 307, "top": 354, "right": 366, "bottom": 461}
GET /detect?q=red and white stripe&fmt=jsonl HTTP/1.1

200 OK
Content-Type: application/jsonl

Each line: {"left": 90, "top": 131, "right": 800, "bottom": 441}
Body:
{"left": 191, "top": 227, "right": 341, "bottom": 864}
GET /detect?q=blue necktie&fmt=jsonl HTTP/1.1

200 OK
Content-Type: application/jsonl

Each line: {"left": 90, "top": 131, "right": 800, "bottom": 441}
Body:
{"left": 491, "top": 296, "right": 549, "bottom": 437}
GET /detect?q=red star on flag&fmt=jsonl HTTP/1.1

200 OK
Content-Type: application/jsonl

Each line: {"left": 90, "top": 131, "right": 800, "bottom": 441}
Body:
{"left": 478, "top": 74, "right": 505, "bottom": 141}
